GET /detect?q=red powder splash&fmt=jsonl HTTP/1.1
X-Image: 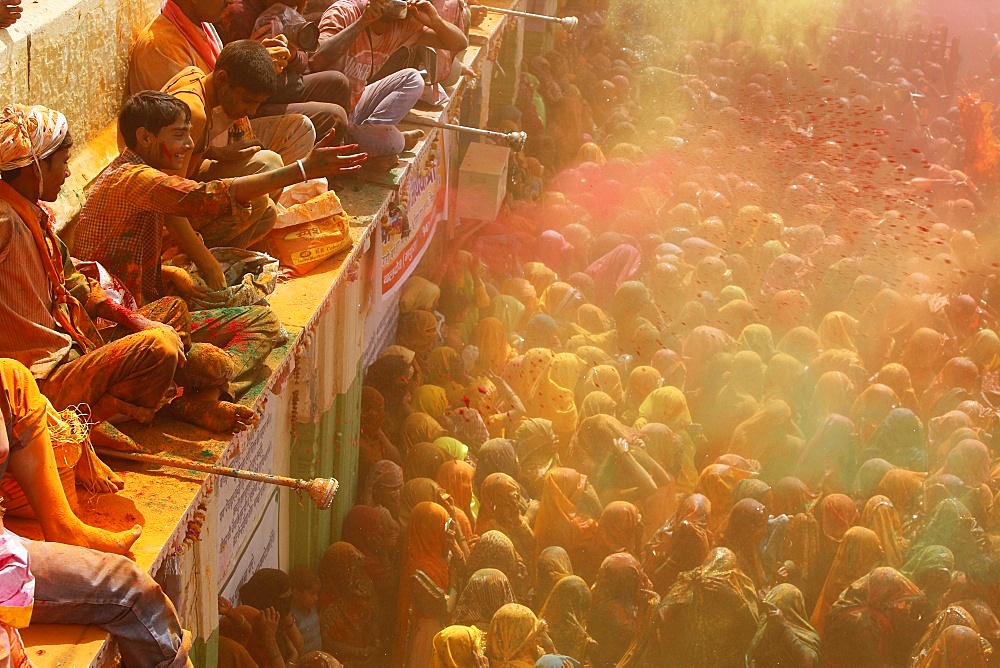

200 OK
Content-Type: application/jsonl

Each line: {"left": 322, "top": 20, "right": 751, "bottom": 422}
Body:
{"left": 958, "top": 93, "right": 1000, "bottom": 190}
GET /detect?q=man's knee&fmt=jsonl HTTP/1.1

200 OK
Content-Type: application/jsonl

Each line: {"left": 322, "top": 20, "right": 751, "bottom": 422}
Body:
{"left": 129, "top": 329, "right": 184, "bottom": 368}
{"left": 398, "top": 67, "right": 428, "bottom": 94}
{"left": 249, "top": 149, "right": 284, "bottom": 173}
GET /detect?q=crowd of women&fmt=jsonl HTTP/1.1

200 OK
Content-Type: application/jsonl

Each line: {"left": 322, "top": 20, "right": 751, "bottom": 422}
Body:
{"left": 219, "top": 0, "right": 1000, "bottom": 665}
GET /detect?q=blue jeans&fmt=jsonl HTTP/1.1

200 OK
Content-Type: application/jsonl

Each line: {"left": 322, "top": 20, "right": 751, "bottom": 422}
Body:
{"left": 348, "top": 68, "right": 426, "bottom": 157}
{"left": 22, "top": 537, "right": 186, "bottom": 667}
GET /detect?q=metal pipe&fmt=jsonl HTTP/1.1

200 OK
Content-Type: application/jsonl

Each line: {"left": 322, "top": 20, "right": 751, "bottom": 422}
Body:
{"left": 403, "top": 115, "right": 528, "bottom": 151}
{"left": 484, "top": 7, "right": 579, "bottom": 31}
{"left": 94, "top": 447, "right": 340, "bottom": 510}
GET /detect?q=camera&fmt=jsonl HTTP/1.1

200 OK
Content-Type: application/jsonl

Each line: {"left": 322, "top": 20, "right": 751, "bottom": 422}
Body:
{"left": 254, "top": 4, "right": 321, "bottom": 52}
{"left": 383, "top": 0, "right": 408, "bottom": 20}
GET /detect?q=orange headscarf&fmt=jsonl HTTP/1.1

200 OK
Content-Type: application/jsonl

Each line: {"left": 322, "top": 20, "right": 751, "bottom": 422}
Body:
{"left": 860, "top": 495, "right": 906, "bottom": 568}
{"left": 533, "top": 468, "right": 597, "bottom": 559}
{"left": 397, "top": 502, "right": 451, "bottom": 655}
{"left": 811, "top": 526, "right": 884, "bottom": 634}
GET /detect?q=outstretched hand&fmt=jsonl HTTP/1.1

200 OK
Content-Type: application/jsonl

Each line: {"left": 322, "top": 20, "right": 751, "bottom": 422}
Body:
{"left": 303, "top": 138, "right": 368, "bottom": 178}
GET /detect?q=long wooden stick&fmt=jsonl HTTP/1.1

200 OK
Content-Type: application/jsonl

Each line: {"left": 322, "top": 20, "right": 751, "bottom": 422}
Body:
{"left": 94, "top": 447, "right": 339, "bottom": 510}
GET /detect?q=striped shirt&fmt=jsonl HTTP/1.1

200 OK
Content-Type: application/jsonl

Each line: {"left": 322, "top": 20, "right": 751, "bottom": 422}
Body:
{"left": 75, "top": 149, "right": 249, "bottom": 305}
{"left": 0, "top": 200, "right": 87, "bottom": 378}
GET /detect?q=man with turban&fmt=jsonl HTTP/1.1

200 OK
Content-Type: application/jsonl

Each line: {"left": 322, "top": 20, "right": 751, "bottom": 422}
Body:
{"left": 0, "top": 104, "right": 246, "bottom": 448}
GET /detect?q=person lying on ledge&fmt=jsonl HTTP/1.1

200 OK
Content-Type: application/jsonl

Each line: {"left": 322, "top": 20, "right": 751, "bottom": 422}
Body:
{"left": 0, "top": 370, "right": 194, "bottom": 667}
{"left": 74, "top": 91, "right": 366, "bottom": 429}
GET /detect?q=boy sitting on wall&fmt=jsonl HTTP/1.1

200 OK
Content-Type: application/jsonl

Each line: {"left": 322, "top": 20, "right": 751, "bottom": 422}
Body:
{"left": 74, "top": 91, "right": 367, "bottom": 429}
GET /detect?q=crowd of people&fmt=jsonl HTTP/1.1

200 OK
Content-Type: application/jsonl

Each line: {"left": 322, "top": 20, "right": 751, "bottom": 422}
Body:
{"left": 217, "top": 1, "right": 1000, "bottom": 667}
{"left": 6, "top": 0, "right": 1000, "bottom": 664}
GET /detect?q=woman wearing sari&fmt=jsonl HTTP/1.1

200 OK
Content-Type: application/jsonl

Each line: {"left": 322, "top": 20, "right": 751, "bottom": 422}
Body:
{"left": 526, "top": 352, "right": 583, "bottom": 446}
{"left": 860, "top": 495, "right": 907, "bottom": 568}
{"left": 705, "top": 351, "right": 765, "bottom": 458}
{"left": 533, "top": 546, "right": 574, "bottom": 613}
{"left": 568, "top": 415, "right": 667, "bottom": 509}
{"left": 366, "top": 354, "right": 416, "bottom": 444}
{"left": 736, "top": 323, "right": 777, "bottom": 362}
{"left": 634, "top": 386, "right": 699, "bottom": 492}
{"left": 728, "top": 399, "right": 803, "bottom": 483}
{"left": 717, "top": 498, "right": 770, "bottom": 591}
{"left": 577, "top": 365, "right": 624, "bottom": 407}
{"left": 396, "top": 502, "right": 456, "bottom": 668}
{"left": 579, "top": 391, "right": 618, "bottom": 421}
{"left": 911, "top": 498, "right": 988, "bottom": 571}
{"left": 620, "top": 548, "right": 757, "bottom": 668}
{"left": 876, "top": 468, "right": 927, "bottom": 519}
{"left": 486, "top": 603, "right": 547, "bottom": 667}
{"left": 405, "top": 443, "right": 448, "bottom": 482}
{"left": 513, "top": 418, "right": 559, "bottom": 499}
{"left": 901, "top": 546, "right": 957, "bottom": 615}
{"left": 794, "top": 414, "right": 857, "bottom": 494}
{"left": 749, "top": 584, "right": 820, "bottom": 667}
{"left": 861, "top": 408, "right": 929, "bottom": 471}
{"left": 400, "top": 413, "right": 446, "bottom": 461}
{"left": 437, "top": 460, "right": 477, "bottom": 527}
{"left": 762, "top": 352, "right": 806, "bottom": 423}
{"left": 589, "top": 553, "right": 659, "bottom": 668}
{"left": 341, "top": 506, "right": 400, "bottom": 634}
{"left": 452, "top": 568, "right": 517, "bottom": 631}
{"left": 399, "top": 276, "right": 441, "bottom": 314}
{"left": 822, "top": 568, "right": 926, "bottom": 667}
{"left": 810, "top": 526, "right": 885, "bottom": 635}
{"left": 642, "top": 493, "right": 712, "bottom": 595}
{"left": 466, "top": 531, "right": 525, "bottom": 600}
{"left": 318, "top": 542, "right": 381, "bottom": 666}
{"left": 428, "top": 347, "right": 471, "bottom": 407}
{"left": 539, "top": 576, "right": 595, "bottom": 661}
{"left": 539, "top": 282, "right": 587, "bottom": 327}
{"left": 358, "top": 387, "right": 403, "bottom": 497}
{"left": 871, "top": 362, "right": 922, "bottom": 415}
{"left": 620, "top": 366, "right": 663, "bottom": 427}
{"left": 850, "top": 383, "right": 900, "bottom": 443}
{"left": 806, "top": 493, "right": 860, "bottom": 607}
{"left": 429, "top": 625, "right": 486, "bottom": 668}
{"left": 396, "top": 310, "right": 440, "bottom": 378}
{"left": 477, "top": 473, "right": 536, "bottom": 567}
{"left": 776, "top": 326, "right": 823, "bottom": 365}
{"left": 533, "top": 467, "right": 601, "bottom": 564}
{"left": 471, "top": 317, "right": 515, "bottom": 378}
{"left": 411, "top": 385, "right": 449, "bottom": 421}
{"left": 694, "top": 463, "right": 752, "bottom": 533}
{"left": 360, "top": 460, "right": 404, "bottom": 520}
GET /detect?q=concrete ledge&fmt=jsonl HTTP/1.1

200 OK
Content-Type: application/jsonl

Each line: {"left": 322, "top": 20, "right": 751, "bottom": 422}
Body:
{"left": 0, "top": 0, "right": 161, "bottom": 228}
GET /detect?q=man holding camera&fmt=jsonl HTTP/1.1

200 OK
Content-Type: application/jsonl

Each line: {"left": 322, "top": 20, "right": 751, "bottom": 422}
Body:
{"left": 312, "top": 0, "right": 468, "bottom": 162}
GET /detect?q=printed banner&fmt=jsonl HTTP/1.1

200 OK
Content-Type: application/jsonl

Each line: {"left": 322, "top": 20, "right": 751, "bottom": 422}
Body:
{"left": 380, "top": 131, "right": 449, "bottom": 296}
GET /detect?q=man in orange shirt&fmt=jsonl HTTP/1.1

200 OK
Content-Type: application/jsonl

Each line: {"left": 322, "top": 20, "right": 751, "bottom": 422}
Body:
{"left": 129, "top": 0, "right": 349, "bottom": 141}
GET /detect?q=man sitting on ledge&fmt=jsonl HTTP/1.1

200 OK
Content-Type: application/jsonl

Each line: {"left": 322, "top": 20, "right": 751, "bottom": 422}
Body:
{"left": 74, "top": 91, "right": 366, "bottom": 428}
{"left": 129, "top": 0, "right": 350, "bottom": 142}
{"left": 0, "top": 104, "right": 185, "bottom": 447}
{"left": 0, "top": 359, "right": 193, "bottom": 667}
{"left": 312, "top": 0, "right": 469, "bottom": 164}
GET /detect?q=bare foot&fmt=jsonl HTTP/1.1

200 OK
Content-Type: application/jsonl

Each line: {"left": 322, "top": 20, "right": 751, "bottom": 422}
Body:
{"left": 91, "top": 422, "right": 144, "bottom": 453}
{"left": 402, "top": 129, "right": 425, "bottom": 151}
{"left": 75, "top": 445, "right": 126, "bottom": 493}
{"left": 170, "top": 396, "right": 257, "bottom": 433}
{"left": 80, "top": 523, "right": 142, "bottom": 556}
{"left": 362, "top": 154, "right": 400, "bottom": 173}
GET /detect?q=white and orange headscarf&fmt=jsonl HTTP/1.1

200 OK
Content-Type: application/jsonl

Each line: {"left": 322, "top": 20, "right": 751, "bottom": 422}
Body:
{"left": 0, "top": 104, "right": 68, "bottom": 171}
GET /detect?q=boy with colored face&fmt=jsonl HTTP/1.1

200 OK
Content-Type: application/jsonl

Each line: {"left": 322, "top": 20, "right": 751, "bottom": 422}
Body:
{"left": 75, "top": 90, "right": 366, "bottom": 431}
